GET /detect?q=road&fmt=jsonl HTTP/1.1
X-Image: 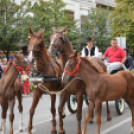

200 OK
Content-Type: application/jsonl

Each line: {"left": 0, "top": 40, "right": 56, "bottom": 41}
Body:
{"left": 0, "top": 95, "right": 132, "bottom": 134}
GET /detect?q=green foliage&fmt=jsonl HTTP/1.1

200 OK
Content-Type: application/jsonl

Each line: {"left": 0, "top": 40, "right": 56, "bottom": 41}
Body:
{"left": 81, "top": 7, "right": 112, "bottom": 52}
{"left": 0, "top": 0, "right": 33, "bottom": 58}
{"left": 29, "top": 0, "right": 80, "bottom": 45}
{"left": 110, "top": 0, "right": 134, "bottom": 51}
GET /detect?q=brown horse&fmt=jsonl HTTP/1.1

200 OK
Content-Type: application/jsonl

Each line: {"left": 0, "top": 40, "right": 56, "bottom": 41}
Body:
{"left": 48, "top": 26, "right": 111, "bottom": 134}
{"left": 27, "top": 28, "right": 65, "bottom": 134}
{"left": 62, "top": 51, "right": 134, "bottom": 134}
{"left": 0, "top": 54, "right": 31, "bottom": 134}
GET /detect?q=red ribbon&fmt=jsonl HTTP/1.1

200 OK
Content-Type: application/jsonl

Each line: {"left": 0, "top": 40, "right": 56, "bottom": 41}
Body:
{"left": 64, "top": 58, "right": 81, "bottom": 78}
{"left": 13, "top": 61, "right": 30, "bottom": 75}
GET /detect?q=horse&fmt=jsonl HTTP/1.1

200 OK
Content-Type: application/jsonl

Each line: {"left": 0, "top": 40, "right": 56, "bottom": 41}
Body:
{"left": 0, "top": 54, "right": 31, "bottom": 134}
{"left": 48, "top": 26, "right": 111, "bottom": 134}
{"left": 62, "top": 50, "right": 134, "bottom": 134}
{"left": 27, "top": 27, "right": 66, "bottom": 134}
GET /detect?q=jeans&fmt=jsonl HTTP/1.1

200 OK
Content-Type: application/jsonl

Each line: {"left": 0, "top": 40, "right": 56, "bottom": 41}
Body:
{"left": 105, "top": 61, "right": 127, "bottom": 74}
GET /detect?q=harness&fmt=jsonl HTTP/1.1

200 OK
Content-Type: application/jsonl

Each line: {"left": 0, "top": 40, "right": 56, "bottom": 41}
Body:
{"left": 50, "top": 31, "right": 67, "bottom": 56}
{"left": 27, "top": 34, "right": 60, "bottom": 77}
{"left": 64, "top": 58, "right": 81, "bottom": 78}
{"left": 13, "top": 61, "right": 30, "bottom": 75}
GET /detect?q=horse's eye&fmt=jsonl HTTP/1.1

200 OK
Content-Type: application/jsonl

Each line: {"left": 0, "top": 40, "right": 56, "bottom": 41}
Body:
{"left": 69, "top": 64, "right": 73, "bottom": 67}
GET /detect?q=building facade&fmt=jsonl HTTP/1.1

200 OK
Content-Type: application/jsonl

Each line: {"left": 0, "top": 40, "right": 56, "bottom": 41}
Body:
{"left": 15, "top": 0, "right": 116, "bottom": 27}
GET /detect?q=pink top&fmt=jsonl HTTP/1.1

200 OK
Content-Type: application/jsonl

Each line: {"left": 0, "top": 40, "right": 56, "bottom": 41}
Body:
{"left": 104, "top": 46, "right": 126, "bottom": 63}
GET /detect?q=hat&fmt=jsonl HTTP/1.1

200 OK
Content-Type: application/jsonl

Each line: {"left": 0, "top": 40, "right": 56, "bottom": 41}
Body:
{"left": 87, "top": 37, "right": 92, "bottom": 42}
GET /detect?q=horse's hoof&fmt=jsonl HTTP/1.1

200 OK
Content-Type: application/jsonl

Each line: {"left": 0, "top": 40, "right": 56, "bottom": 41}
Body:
{"left": 88, "top": 121, "right": 94, "bottom": 124}
{"left": 59, "top": 131, "right": 65, "bottom": 134}
{"left": 62, "top": 114, "right": 66, "bottom": 119}
{"left": 107, "top": 117, "right": 112, "bottom": 121}
{"left": 51, "top": 130, "right": 57, "bottom": 134}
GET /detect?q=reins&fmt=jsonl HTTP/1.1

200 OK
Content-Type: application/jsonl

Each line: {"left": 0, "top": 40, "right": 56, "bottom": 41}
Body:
{"left": 64, "top": 58, "right": 81, "bottom": 78}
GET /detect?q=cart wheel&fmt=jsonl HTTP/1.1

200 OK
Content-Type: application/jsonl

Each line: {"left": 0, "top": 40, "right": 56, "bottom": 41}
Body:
{"left": 115, "top": 98, "right": 125, "bottom": 115}
{"left": 84, "top": 95, "right": 89, "bottom": 106}
{"left": 67, "top": 95, "right": 77, "bottom": 114}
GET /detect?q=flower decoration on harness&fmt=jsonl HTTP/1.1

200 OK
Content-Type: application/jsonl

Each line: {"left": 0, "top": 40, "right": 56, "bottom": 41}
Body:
{"left": 64, "top": 58, "right": 81, "bottom": 78}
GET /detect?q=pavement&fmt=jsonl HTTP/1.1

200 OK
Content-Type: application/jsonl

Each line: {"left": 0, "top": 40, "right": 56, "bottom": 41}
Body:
{"left": 0, "top": 95, "right": 132, "bottom": 134}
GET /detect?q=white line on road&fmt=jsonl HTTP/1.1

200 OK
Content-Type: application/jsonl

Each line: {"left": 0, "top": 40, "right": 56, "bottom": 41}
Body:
{"left": 101, "top": 117, "right": 131, "bottom": 134}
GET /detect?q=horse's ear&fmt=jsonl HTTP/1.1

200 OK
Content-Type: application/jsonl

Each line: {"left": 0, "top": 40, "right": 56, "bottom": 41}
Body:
{"left": 74, "top": 50, "right": 78, "bottom": 57}
{"left": 53, "top": 26, "right": 57, "bottom": 33}
{"left": 38, "top": 29, "right": 45, "bottom": 37}
{"left": 29, "top": 27, "right": 33, "bottom": 34}
{"left": 60, "top": 26, "right": 67, "bottom": 33}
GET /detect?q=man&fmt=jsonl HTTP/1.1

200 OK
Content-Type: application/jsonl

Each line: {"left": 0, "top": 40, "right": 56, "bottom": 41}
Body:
{"left": 81, "top": 37, "right": 99, "bottom": 57}
{"left": 101, "top": 38, "right": 127, "bottom": 74}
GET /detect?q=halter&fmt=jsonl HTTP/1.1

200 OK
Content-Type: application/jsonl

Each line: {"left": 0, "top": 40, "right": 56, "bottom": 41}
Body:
{"left": 50, "top": 31, "right": 66, "bottom": 55}
{"left": 13, "top": 61, "right": 30, "bottom": 75}
{"left": 64, "top": 58, "right": 81, "bottom": 78}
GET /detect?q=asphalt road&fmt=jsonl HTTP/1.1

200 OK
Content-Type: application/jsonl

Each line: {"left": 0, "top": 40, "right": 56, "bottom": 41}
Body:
{"left": 0, "top": 95, "right": 132, "bottom": 134}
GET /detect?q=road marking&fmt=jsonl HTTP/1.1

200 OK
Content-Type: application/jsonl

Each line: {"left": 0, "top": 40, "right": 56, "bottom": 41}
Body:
{"left": 14, "top": 128, "right": 36, "bottom": 134}
{"left": 101, "top": 117, "right": 131, "bottom": 134}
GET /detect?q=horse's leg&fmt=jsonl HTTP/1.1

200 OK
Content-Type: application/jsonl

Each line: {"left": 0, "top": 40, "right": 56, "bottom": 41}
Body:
{"left": 88, "top": 101, "right": 95, "bottom": 124}
{"left": 58, "top": 92, "right": 70, "bottom": 134}
{"left": 106, "top": 101, "right": 112, "bottom": 121}
{"left": 95, "top": 100, "right": 102, "bottom": 134}
{"left": 16, "top": 89, "right": 24, "bottom": 132}
{"left": 76, "top": 93, "right": 83, "bottom": 134}
{"left": 50, "top": 94, "right": 57, "bottom": 134}
{"left": 9, "top": 99, "right": 15, "bottom": 134}
{"left": 27, "top": 90, "right": 42, "bottom": 134}
{"left": 82, "top": 100, "right": 95, "bottom": 134}
{"left": 1, "top": 101, "right": 8, "bottom": 134}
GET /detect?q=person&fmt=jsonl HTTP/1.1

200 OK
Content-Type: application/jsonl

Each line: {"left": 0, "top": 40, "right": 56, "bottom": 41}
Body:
{"left": 101, "top": 38, "right": 127, "bottom": 74}
{"left": 81, "top": 37, "right": 99, "bottom": 57}
{"left": 124, "top": 48, "right": 133, "bottom": 71}
{"left": 1, "top": 58, "right": 7, "bottom": 77}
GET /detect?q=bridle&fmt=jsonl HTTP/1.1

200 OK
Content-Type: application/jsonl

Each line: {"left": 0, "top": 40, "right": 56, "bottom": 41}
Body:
{"left": 13, "top": 61, "right": 30, "bottom": 75}
{"left": 27, "top": 34, "right": 45, "bottom": 61}
{"left": 64, "top": 58, "right": 81, "bottom": 78}
{"left": 27, "top": 34, "right": 56, "bottom": 76}
{"left": 50, "top": 31, "right": 67, "bottom": 55}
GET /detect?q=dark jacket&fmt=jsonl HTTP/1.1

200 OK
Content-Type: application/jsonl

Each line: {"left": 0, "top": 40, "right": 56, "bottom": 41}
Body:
{"left": 0, "top": 65, "right": 3, "bottom": 78}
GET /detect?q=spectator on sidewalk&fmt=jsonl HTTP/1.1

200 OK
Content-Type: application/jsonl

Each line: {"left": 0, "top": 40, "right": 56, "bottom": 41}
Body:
{"left": 1, "top": 58, "right": 7, "bottom": 77}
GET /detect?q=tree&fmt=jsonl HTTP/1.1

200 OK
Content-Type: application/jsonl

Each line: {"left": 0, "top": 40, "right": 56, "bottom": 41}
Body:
{"left": 110, "top": 0, "right": 134, "bottom": 52}
{"left": 29, "top": 0, "right": 81, "bottom": 46}
{"left": 0, "top": 0, "right": 33, "bottom": 59}
{"left": 81, "top": 7, "right": 112, "bottom": 52}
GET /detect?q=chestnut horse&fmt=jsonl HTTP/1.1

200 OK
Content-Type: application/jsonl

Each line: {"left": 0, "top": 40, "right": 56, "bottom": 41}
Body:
{"left": 62, "top": 51, "right": 134, "bottom": 134}
{"left": 27, "top": 28, "right": 65, "bottom": 134}
{"left": 48, "top": 26, "right": 111, "bottom": 134}
{"left": 0, "top": 54, "right": 30, "bottom": 134}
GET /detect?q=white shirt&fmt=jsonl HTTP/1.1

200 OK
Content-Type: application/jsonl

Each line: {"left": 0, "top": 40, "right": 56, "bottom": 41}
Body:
{"left": 81, "top": 45, "right": 99, "bottom": 57}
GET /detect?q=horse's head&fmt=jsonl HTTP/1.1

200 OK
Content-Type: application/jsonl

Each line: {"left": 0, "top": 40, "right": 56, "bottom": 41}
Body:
{"left": 62, "top": 50, "right": 80, "bottom": 83}
{"left": 48, "top": 26, "right": 67, "bottom": 58}
{"left": 27, "top": 27, "right": 45, "bottom": 64}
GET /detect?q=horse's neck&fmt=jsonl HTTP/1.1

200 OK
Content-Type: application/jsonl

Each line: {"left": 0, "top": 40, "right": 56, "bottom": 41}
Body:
{"left": 79, "top": 59, "right": 99, "bottom": 84}
{"left": 4, "top": 65, "right": 19, "bottom": 86}
{"left": 36, "top": 47, "right": 50, "bottom": 71}
{"left": 61, "top": 38, "right": 75, "bottom": 67}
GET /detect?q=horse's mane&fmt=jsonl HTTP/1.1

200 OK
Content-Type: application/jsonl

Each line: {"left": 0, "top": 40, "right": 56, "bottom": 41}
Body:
{"left": 81, "top": 57, "right": 103, "bottom": 73}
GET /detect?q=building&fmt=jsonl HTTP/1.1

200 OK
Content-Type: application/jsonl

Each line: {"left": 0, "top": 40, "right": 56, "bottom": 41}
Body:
{"left": 15, "top": 0, "right": 116, "bottom": 27}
